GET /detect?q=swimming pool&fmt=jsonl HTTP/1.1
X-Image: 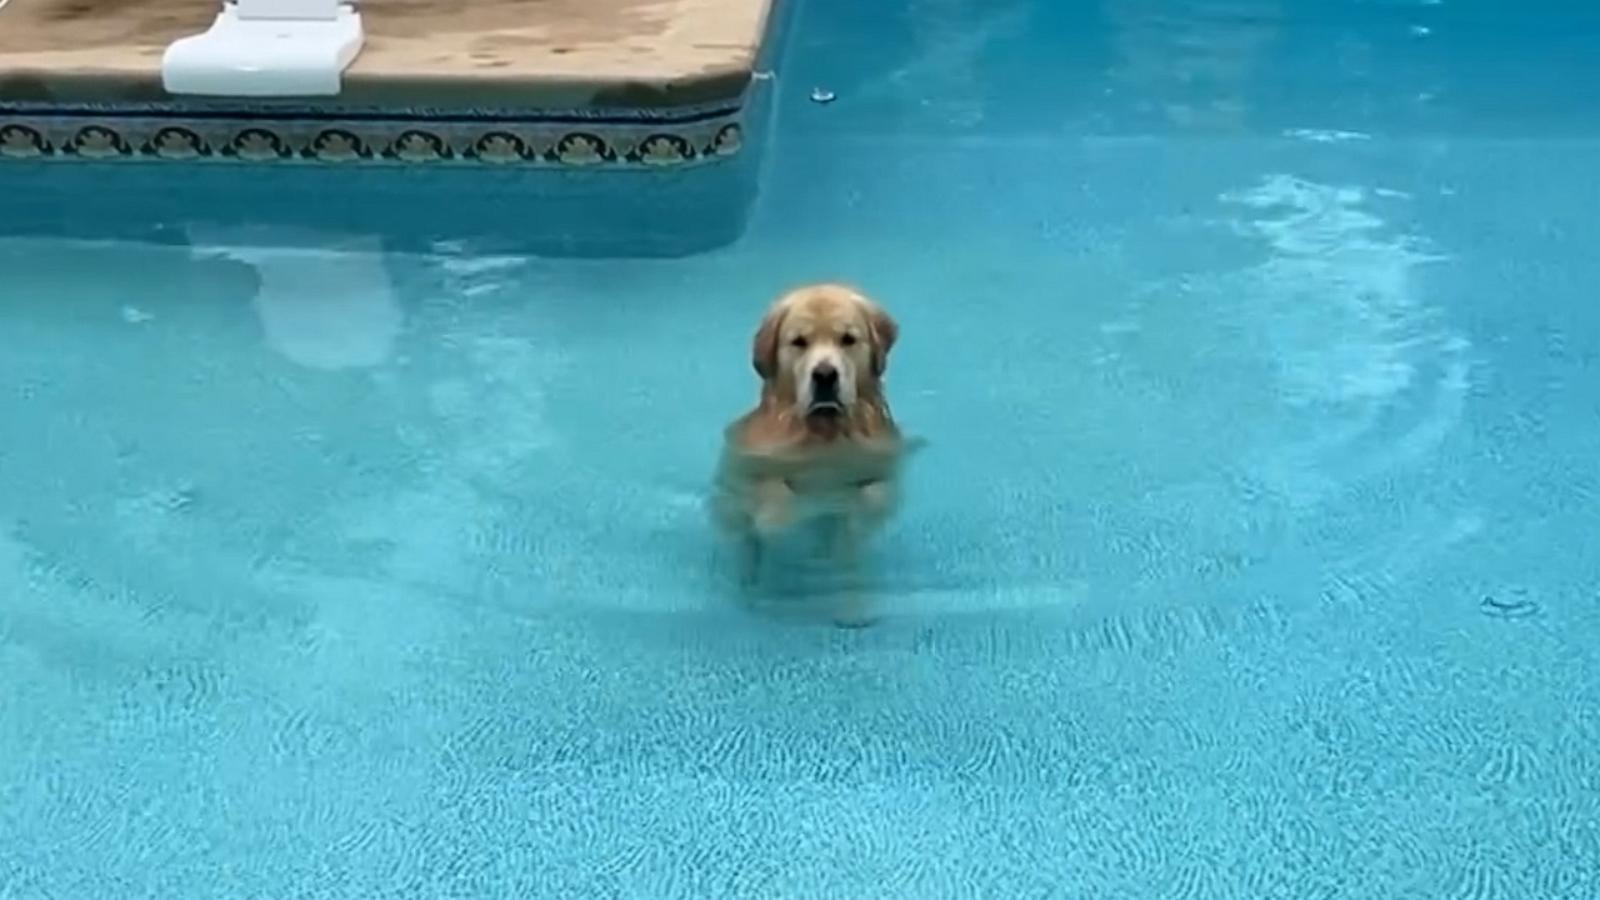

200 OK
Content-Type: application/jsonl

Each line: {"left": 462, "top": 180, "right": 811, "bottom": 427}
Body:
{"left": 3, "top": 0, "right": 1599, "bottom": 896}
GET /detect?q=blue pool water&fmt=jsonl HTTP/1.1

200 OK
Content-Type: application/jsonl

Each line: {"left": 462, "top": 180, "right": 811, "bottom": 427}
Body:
{"left": 4, "top": 0, "right": 1600, "bottom": 896}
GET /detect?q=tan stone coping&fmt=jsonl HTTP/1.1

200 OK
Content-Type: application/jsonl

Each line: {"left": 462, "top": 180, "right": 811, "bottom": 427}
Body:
{"left": 0, "top": 0, "right": 774, "bottom": 109}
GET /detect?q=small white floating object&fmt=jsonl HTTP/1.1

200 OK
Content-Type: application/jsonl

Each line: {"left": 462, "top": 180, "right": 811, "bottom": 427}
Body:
{"left": 810, "top": 87, "right": 837, "bottom": 104}
{"left": 162, "top": 0, "right": 365, "bottom": 97}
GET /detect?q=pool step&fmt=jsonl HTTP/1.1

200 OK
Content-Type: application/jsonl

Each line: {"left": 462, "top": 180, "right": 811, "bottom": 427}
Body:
{"left": 0, "top": 0, "right": 789, "bottom": 257}
{"left": 0, "top": 0, "right": 775, "bottom": 169}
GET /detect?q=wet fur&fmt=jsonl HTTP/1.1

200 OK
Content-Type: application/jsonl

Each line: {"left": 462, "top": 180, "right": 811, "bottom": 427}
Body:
{"left": 711, "top": 283, "right": 904, "bottom": 626}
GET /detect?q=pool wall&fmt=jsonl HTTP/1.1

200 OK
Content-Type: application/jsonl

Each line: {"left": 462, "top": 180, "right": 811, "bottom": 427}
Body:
{"left": 0, "top": 0, "right": 773, "bottom": 170}
{"left": 0, "top": 0, "right": 796, "bottom": 256}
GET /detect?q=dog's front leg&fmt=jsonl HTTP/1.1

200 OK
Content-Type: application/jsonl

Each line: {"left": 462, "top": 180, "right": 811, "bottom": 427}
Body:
{"left": 735, "top": 478, "right": 792, "bottom": 591}
{"left": 749, "top": 477, "right": 795, "bottom": 537}
{"left": 824, "top": 513, "right": 875, "bottom": 629}
{"left": 736, "top": 529, "right": 762, "bottom": 591}
{"left": 827, "top": 480, "right": 898, "bottom": 628}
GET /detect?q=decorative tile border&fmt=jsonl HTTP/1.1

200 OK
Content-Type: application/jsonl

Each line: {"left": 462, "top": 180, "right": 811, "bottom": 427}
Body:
{"left": 0, "top": 104, "right": 745, "bottom": 167}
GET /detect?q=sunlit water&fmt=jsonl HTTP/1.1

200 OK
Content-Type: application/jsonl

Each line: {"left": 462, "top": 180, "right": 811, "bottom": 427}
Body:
{"left": 3, "top": 0, "right": 1600, "bottom": 897}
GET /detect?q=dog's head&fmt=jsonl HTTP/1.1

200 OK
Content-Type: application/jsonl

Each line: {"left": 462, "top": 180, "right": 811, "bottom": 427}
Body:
{"left": 751, "top": 283, "right": 898, "bottom": 430}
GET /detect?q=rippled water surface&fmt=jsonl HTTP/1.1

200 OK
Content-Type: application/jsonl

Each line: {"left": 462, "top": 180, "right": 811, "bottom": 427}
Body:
{"left": 3, "top": 0, "right": 1600, "bottom": 897}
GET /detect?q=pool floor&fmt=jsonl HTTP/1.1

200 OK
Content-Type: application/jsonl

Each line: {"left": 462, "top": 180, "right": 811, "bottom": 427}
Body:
{"left": 4, "top": 0, "right": 1600, "bottom": 897}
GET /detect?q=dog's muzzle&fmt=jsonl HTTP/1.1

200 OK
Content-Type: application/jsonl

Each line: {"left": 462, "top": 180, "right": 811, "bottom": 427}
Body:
{"left": 807, "top": 363, "right": 843, "bottom": 415}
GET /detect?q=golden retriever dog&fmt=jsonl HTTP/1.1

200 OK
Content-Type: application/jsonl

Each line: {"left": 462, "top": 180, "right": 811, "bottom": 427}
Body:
{"left": 711, "top": 283, "right": 914, "bottom": 626}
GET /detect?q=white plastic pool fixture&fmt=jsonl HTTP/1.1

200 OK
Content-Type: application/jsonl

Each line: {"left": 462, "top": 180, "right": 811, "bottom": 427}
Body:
{"left": 161, "top": 0, "right": 365, "bottom": 97}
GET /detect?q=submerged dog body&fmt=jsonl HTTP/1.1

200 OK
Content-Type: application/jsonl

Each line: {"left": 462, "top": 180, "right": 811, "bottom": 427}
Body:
{"left": 712, "top": 283, "right": 908, "bottom": 624}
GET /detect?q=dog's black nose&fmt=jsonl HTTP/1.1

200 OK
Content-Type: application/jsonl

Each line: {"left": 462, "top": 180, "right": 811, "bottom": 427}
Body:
{"left": 812, "top": 364, "right": 838, "bottom": 386}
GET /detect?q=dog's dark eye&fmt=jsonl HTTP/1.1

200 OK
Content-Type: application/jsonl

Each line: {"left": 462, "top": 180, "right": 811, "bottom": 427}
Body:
{"left": 841, "top": 333, "right": 858, "bottom": 347}
{"left": 790, "top": 336, "right": 809, "bottom": 349}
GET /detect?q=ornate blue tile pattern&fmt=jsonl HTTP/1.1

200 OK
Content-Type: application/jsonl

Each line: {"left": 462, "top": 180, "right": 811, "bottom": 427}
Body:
{"left": 0, "top": 102, "right": 745, "bottom": 167}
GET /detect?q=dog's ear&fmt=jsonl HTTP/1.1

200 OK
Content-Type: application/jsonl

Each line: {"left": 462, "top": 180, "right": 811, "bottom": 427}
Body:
{"left": 867, "top": 303, "right": 898, "bottom": 376}
{"left": 752, "top": 306, "right": 785, "bottom": 380}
